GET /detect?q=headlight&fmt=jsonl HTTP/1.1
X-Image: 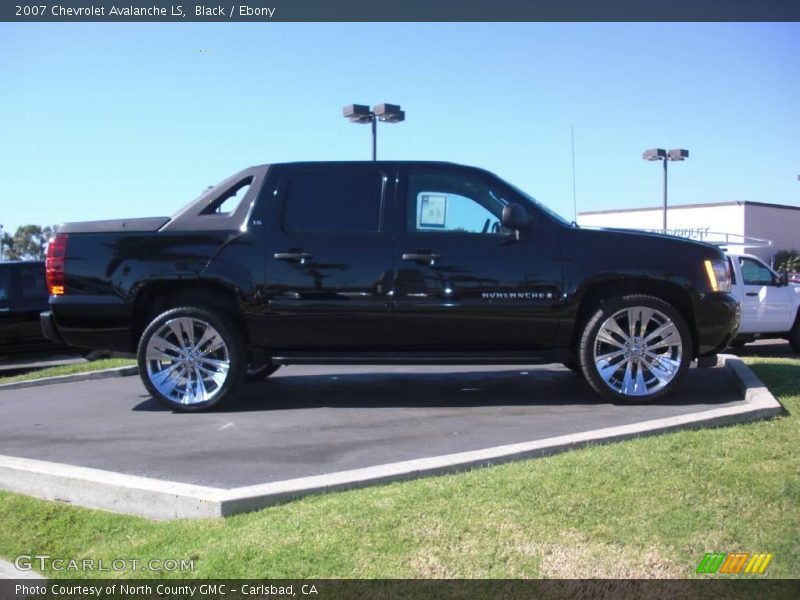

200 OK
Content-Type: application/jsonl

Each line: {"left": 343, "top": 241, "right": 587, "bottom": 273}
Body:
{"left": 704, "top": 259, "right": 731, "bottom": 293}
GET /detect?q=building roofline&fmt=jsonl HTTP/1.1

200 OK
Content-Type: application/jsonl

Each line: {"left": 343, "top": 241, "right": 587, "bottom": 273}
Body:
{"left": 578, "top": 200, "right": 800, "bottom": 216}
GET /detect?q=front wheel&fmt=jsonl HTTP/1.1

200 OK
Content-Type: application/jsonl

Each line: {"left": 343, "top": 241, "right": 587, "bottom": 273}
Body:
{"left": 578, "top": 295, "right": 692, "bottom": 403}
{"left": 137, "top": 307, "right": 246, "bottom": 411}
{"left": 789, "top": 315, "right": 800, "bottom": 354}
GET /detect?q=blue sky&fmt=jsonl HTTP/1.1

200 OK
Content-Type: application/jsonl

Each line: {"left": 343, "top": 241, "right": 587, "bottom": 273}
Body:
{"left": 1, "top": 22, "right": 799, "bottom": 235}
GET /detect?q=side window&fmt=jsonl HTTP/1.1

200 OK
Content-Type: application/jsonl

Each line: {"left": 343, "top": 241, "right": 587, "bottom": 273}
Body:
{"left": 283, "top": 169, "right": 383, "bottom": 232}
{"left": 407, "top": 170, "right": 510, "bottom": 234}
{"left": 200, "top": 177, "right": 253, "bottom": 215}
{"left": 20, "top": 265, "right": 47, "bottom": 300}
{"left": 739, "top": 257, "right": 775, "bottom": 286}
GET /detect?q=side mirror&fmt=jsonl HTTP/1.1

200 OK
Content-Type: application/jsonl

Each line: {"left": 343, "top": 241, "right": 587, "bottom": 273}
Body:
{"left": 501, "top": 204, "right": 532, "bottom": 235}
{"left": 779, "top": 271, "right": 789, "bottom": 286}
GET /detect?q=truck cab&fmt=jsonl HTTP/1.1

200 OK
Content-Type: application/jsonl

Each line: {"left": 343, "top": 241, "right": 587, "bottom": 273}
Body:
{"left": 727, "top": 252, "right": 800, "bottom": 351}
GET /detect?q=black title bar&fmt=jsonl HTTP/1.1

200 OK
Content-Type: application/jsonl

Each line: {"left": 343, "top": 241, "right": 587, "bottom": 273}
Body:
{"left": 3, "top": 0, "right": 800, "bottom": 22}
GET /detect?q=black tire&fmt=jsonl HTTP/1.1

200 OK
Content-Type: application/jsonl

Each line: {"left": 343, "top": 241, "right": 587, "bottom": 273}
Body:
{"left": 245, "top": 363, "right": 281, "bottom": 382}
{"left": 789, "top": 316, "right": 800, "bottom": 354}
{"left": 136, "top": 306, "right": 246, "bottom": 412}
{"left": 578, "top": 294, "right": 692, "bottom": 404}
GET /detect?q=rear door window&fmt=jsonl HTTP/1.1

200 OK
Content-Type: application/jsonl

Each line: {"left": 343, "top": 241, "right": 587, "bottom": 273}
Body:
{"left": 282, "top": 168, "right": 384, "bottom": 232}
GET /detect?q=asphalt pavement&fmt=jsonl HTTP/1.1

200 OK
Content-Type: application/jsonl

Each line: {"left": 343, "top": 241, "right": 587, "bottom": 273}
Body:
{"left": 0, "top": 364, "right": 744, "bottom": 489}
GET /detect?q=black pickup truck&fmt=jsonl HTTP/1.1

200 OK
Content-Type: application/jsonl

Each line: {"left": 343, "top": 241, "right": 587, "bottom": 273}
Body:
{"left": 41, "top": 161, "right": 739, "bottom": 411}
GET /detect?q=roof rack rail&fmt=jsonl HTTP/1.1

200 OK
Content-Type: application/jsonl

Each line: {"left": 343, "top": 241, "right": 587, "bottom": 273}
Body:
{"left": 578, "top": 226, "right": 774, "bottom": 250}
{"left": 639, "top": 229, "right": 773, "bottom": 249}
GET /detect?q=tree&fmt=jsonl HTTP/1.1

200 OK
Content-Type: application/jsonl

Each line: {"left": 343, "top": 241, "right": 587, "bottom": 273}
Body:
{"left": 0, "top": 231, "right": 13, "bottom": 261}
{"left": 774, "top": 249, "right": 800, "bottom": 273}
{"left": 0, "top": 225, "right": 54, "bottom": 261}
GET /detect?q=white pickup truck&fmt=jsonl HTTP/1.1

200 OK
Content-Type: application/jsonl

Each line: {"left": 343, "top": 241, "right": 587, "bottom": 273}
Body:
{"left": 727, "top": 253, "right": 800, "bottom": 352}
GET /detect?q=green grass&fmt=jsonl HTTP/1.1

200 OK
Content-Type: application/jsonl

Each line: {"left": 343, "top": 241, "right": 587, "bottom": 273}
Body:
{"left": 0, "top": 357, "right": 797, "bottom": 579}
{"left": 0, "top": 358, "right": 136, "bottom": 384}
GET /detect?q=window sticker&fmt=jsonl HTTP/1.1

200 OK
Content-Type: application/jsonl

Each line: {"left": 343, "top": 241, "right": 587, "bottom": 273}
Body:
{"left": 419, "top": 194, "right": 447, "bottom": 228}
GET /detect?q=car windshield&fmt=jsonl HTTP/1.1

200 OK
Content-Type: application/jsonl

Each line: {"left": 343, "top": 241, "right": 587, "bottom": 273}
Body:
{"left": 507, "top": 182, "right": 573, "bottom": 227}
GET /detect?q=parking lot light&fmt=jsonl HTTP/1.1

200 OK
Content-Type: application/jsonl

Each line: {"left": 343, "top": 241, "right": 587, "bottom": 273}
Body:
{"left": 343, "top": 103, "right": 405, "bottom": 160}
{"left": 643, "top": 147, "right": 690, "bottom": 232}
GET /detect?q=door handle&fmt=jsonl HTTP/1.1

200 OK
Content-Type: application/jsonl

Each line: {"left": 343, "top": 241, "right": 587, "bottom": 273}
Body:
{"left": 745, "top": 292, "right": 759, "bottom": 297}
{"left": 402, "top": 252, "right": 441, "bottom": 264}
{"left": 274, "top": 251, "right": 313, "bottom": 263}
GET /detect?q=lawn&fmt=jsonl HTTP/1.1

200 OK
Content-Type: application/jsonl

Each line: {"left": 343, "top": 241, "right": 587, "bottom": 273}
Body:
{"left": 0, "top": 357, "right": 797, "bottom": 579}
{"left": 0, "top": 359, "right": 136, "bottom": 385}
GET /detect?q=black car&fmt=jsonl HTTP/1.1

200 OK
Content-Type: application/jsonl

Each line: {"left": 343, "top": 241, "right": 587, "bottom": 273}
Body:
{"left": 41, "top": 161, "right": 739, "bottom": 411}
{"left": 0, "top": 260, "right": 70, "bottom": 361}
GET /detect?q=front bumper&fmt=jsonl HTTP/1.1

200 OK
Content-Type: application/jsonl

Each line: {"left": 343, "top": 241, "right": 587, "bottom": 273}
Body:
{"left": 695, "top": 292, "right": 740, "bottom": 357}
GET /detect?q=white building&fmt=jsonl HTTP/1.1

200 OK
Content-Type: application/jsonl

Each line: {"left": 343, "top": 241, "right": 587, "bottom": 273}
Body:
{"left": 577, "top": 201, "right": 800, "bottom": 263}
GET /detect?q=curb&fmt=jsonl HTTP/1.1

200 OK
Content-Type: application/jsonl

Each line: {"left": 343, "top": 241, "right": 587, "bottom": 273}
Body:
{"left": 0, "top": 366, "right": 138, "bottom": 392}
{"left": 0, "top": 356, "right": 785, "bottom": 520}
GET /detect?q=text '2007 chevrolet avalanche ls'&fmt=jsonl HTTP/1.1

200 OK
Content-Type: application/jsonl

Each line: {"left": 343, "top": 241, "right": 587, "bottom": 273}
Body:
{"left": 41, "top": 162, "right": 739, "bottom": 411}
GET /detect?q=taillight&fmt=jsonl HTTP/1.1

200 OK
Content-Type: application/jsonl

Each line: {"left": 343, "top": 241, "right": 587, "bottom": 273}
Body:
{"left": 46, "top": 233, "right": 68, "bottom": 296}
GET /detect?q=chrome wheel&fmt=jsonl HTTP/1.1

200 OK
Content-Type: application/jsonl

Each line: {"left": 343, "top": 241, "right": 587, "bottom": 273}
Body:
{"left": 592, "top": 306, "right": 683, "bottom": 397}
{"left": 144, "top": 317, "right": 230, "bottom": 406}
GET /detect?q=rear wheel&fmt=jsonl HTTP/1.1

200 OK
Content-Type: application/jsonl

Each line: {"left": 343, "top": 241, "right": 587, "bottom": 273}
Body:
{"left": 578, "top": 295, "right": 692, "bottom": 403}
{"left": 137, "top": 306, "right": 245, "bottom": 411}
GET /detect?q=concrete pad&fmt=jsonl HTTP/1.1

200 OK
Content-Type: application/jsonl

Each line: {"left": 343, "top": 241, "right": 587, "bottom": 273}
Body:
{"left": 0, "top": 356, "right": 784, "bottom": 520}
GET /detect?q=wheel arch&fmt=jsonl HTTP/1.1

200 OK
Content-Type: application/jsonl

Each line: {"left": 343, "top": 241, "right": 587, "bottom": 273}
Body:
{"left": 131, "top": 279, "right": 249, "bottom": 350}
{"left": 571, "top": 278, "right": 698, "bottom": 357}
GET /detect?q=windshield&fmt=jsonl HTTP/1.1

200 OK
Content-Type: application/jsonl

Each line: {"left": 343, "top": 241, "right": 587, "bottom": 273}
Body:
{"left": 507, "top": 182, "right": 572, "bottom": 227}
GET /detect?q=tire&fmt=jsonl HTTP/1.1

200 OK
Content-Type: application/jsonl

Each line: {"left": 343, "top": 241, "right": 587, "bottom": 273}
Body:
{"left": 578, "top": 294, "right": 692, "bottom": 403}
{"left": 137, "top": 306, "right": 246, "bottom": 411}
{"left": 245, "top": 363, "right": 280, "bottom": 382}
{"left": 789, "top": 317, "right": 800, "bottom": 354}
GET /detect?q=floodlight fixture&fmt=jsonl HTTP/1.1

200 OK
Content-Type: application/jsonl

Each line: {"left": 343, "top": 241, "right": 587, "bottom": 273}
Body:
{"left": 343, "top": 104, "right": 372, "bottom": 124}
{"left": 667, "top": 148, "right": 689, "bottom": 161}
{"left": 643, "top": 148, "right": 667, "bottom": 161}
{"left": 373, "top": 103, "right": 405, "bottom": 123}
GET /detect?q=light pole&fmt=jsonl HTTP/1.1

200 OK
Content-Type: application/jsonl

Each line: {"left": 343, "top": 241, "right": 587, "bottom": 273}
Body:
{"left": 343, "top": 103, "right": 405, "bottom": 160}
{"left": 643, "top": 148, "right": 689, "bottom": 232}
